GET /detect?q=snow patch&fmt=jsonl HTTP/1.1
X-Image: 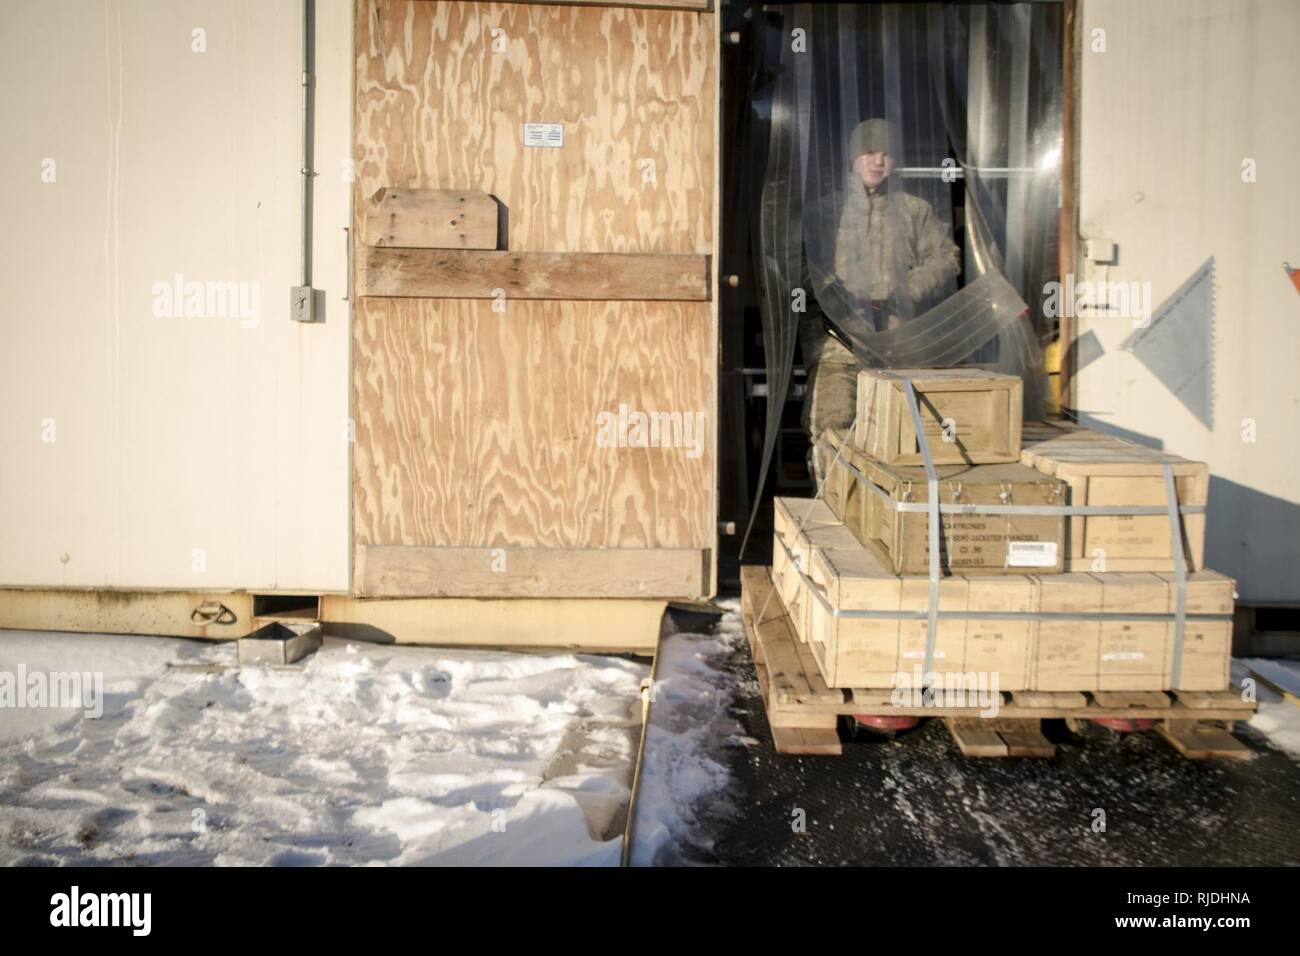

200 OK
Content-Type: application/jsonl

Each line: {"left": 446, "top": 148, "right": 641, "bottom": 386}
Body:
{"left": 0, "top": 630, "right": 647, "bottom": 865}
{"left": 1236, "top": 658, "right": 1300, "bottom": 760}
{"left": 627, "top": 599, "right": 746, "bottom": 865}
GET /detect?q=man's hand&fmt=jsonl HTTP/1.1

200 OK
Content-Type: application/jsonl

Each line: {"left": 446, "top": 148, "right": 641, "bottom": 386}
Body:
{"left": 906, "top": 269, "right": 928, "bottom": 307}
{"left": 906, "top": 202, "right": 961, "bottom": 310}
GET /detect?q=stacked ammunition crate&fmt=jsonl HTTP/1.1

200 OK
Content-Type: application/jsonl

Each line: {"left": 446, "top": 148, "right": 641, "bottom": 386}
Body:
{"left": 772, "top": 368, "right": 1229, "bottom": 693}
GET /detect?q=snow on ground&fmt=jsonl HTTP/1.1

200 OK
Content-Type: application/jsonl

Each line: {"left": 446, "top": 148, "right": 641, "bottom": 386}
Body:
{"left": 5, "top": 608, "right": 1288, "bottom": 868}
{"left": 627, "top": 599, "right": 749, "bottom": 865}
{"left": 0, "top": 629, "right": 649, "bottom": 865}
{"left": 1237, "top": 657, "right": 1300, "bottom": 760}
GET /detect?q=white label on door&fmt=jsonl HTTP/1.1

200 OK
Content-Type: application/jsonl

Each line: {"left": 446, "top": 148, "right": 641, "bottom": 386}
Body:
{"left": 1007, "top": 541, "right": 1058, "bottom": 568}
{"left": 522, "top": 122, "right": 564, "bottom": 148}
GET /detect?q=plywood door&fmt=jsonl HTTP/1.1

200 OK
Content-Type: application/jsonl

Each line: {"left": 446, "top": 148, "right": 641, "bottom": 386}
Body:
{"left": 352, "top": 0, "right": 717, "bottom": 597}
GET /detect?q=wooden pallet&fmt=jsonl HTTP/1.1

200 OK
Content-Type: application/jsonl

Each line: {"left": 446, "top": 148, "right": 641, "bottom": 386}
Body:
{"left": 739, "top": 565, "right": 1255, "bottom": 759}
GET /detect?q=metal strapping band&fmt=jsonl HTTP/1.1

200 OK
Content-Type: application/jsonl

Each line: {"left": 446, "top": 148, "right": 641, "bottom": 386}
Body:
{"left": 1164, "top": 463, "right": 1189, "bottom": 687}
{"left": 899, "top": 378, "right": 941, "bottom": 675}
{"left": 785, "top": 374, "right": 1210, "bottom": 686}
{"left": 773, "top": 533, "right": 1230, "bottom": 624}
{"left": 815, "top": 439, "right": 1206, "bottom": 517}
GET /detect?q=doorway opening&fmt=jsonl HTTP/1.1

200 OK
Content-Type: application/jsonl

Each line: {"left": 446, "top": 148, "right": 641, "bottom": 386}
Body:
{"left": 716, "top": 0, "right": 1067, "bottom": 586}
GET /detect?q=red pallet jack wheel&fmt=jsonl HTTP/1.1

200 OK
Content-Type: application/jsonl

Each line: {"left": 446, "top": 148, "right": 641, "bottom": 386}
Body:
{"left": 847, "top": 714, "right": 921, "bottom": 737}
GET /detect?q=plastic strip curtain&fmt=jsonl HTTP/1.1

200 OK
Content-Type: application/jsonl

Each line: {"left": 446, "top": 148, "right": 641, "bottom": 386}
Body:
{"left": 927, "top": 2, "right": 1063, "bottom": 390}
{"left": 740, "top": 2, "right": 1062, "bottom": 556}
{"left": 739, "top": 9, "right": 805, "bottom": 558}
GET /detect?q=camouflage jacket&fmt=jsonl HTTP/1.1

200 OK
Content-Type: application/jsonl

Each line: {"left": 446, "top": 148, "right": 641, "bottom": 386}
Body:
{"left": 832, "top": 177, "right": 960, "bottom": 319}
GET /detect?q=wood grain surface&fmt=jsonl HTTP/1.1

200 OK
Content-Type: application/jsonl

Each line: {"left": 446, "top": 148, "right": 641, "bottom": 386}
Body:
{"left": 362, "top": 188, "right": 499, "bottom": 249}
{"left": 355, "top": 0, "right": 715, "bottom": 254}
{"left": 359, "top": 247, "right": 709, "bottom": 299}
{"left": 352, "top": 1, "right": 717, "bottom": 596}
{"left": 358, "top": 544, "right": 707, "bottom": 597}
{"left": 353, "top": 297, "right": 713, "bottom": 549}
{"left": 477, "top": 1, "right": 712, "bottom": 10}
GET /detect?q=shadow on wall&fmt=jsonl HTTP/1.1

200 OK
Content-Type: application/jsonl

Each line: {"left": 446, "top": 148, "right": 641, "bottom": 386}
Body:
{"left": 1205, "top": 475, "right": 1300, "bottom": 605}
{"left": 1075, "top": 412, "right": 1164, "bottom": 451}
{"left": 1072, "top": 414, "right": 1299, "bottom": 604}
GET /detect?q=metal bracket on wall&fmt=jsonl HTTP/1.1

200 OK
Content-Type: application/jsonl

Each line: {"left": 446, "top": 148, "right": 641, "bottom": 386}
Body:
{"left": 291, "top": 286, "right": 317, "bottom": 323}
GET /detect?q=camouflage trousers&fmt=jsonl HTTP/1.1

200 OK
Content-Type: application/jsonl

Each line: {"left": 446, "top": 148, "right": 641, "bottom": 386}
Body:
{"left": 802, "top": 340, "right": 864, "bottom": 487}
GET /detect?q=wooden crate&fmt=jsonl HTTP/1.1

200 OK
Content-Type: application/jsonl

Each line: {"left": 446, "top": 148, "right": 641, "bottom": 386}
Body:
{"left": 1034, "top": 570, "right": 1234, "bottom": 691}
{"left": 823, "top": 431, "right": 1066, "bottom": 575}
{"left": 855, "top": 368, "right": 1023, "bottom": 466}
{"left": 813, "top": 428, "right": 851, "bottom": 515}
{"left": 801, "top": 526, "right": 1234, "bottom": 692}
{"left": 771, "top": 497, "right": 858, "bottom": 643}
{"left": 1020, "top": 421, "right": 1209, "bottom": 572}
{"left": 740, "top": 566, "right": 1254, "bottom": 758}
{"left": 806, "top": 542, "right": 1035, "bottom": 690}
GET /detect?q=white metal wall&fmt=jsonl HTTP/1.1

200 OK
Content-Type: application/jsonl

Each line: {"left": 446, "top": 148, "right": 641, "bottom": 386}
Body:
{"left": 1077, "top": 0, "right": 1299, "bottom": 603}
{"left": 4, "top": 0, "right": 1295, "bottom": 604}
{"left": 0, "top": 0, "right": 352, "bottom": 591}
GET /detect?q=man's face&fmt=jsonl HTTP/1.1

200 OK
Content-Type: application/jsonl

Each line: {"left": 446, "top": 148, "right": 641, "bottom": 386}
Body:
{"left": 854, "top": 150, "right": 894, "bottom": 189}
